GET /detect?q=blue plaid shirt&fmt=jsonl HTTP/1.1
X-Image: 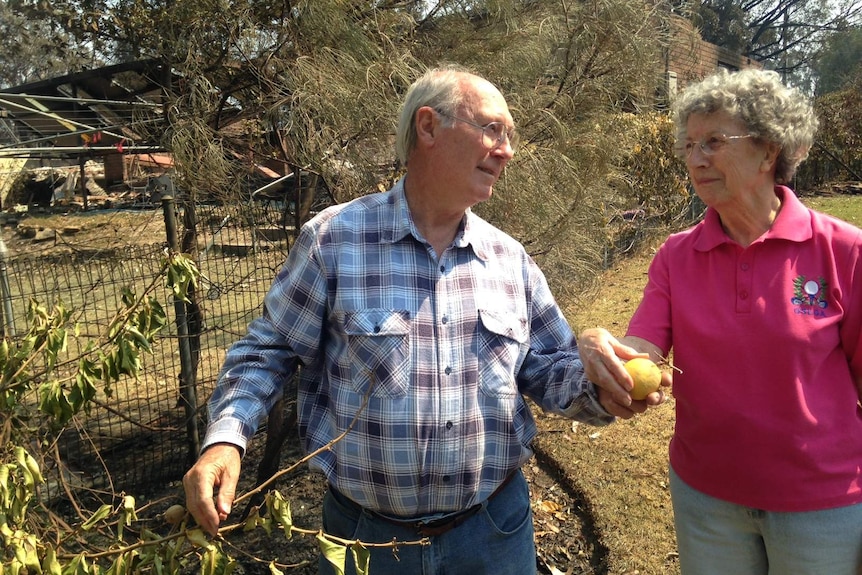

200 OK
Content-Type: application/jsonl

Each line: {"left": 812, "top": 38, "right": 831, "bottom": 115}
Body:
{"left": 204, "top": 179, "right": 612, "bottom": 517}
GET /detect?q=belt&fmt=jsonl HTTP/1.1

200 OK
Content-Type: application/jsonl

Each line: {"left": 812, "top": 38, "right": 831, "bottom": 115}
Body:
{"left": 332, "top": 471, "right": 518, "bottom": 538}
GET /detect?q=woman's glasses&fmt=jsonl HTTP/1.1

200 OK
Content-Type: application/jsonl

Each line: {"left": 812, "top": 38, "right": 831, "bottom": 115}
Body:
{"left": 677, "top": 134, "right": 754, "bottom": 159}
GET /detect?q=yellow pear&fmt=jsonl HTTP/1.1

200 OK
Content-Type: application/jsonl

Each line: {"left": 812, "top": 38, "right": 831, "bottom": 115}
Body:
{"left": 623, "top": 357, "right": 661, "bottom": 400}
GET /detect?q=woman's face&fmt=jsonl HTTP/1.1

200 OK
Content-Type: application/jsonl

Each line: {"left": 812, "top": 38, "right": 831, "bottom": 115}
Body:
{"left": 682, "top": 110, "right": 774, "bottom": 209}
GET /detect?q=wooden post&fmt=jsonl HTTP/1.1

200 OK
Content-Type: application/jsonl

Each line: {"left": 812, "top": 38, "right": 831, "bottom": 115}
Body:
{"left": 161, "top": 195, "right": 201, "bottom": 462}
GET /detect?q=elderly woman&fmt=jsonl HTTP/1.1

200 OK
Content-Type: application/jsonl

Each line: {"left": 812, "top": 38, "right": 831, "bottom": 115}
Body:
{"left": 579, "top": 68, "right": 862, "bottom": 574}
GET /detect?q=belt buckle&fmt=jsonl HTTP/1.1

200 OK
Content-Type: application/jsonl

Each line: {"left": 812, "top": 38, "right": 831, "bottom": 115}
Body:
{"left": 415, "top": 520, "right": 452, "bottom": 537}
{"left": 414, "top": 504, "right": 481, "bottom": 537}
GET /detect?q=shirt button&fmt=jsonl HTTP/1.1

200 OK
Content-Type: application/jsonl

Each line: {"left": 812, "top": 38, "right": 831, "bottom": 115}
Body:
{"left": 441, "top": 316, "right": 448, "bottom": 324}
{"left": 373, "top": 325, "right": 381, "bottom": 333}
{"left": 739, "top": 291, "right": 749, "bottom": 300}
{"left": 445, "top": 421, "right": 453, "bottom": 430}
{"left": 440, "top": 265, "right": 445, "bottom": 273}
{"left": 442, "top": 475, "right": 451, "bottom": 482}
{"left": 741, "top": 263, "right": 750, "bottom": 271}
{"left": 445, "top": 366, "right": 452, "bottom": 375}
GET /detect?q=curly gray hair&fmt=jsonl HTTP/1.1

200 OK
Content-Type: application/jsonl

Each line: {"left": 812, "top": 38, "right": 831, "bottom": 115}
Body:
{"left": 672, "top": 68, "right": 819, "bottom": 184}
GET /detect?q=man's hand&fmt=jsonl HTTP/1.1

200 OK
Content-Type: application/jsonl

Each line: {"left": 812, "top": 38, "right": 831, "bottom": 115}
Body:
{"left": 182, "top": 443, "right": 242, "bottom": 536}
{"left": 578, "top": 328, "right": 671, "bottom": 419}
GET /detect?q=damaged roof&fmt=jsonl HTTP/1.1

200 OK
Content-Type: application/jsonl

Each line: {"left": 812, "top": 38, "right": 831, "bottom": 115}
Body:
{"left": 0, "top": 59, "right": 173, "bottom": 159}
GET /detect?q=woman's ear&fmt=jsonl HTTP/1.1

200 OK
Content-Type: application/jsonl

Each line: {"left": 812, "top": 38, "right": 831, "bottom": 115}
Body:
{"left": 761, "top": 141, "right": 781, "bottom": 173}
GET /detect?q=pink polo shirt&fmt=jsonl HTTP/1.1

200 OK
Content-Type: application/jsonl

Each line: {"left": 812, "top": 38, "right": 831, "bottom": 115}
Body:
{"left": 628, "top": 186, "right": 862, "bottom": 511}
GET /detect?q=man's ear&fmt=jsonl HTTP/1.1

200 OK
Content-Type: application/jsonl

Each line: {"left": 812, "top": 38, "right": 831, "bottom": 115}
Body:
{"left": 415, "top": 106, "right": 439, "bottom": 146}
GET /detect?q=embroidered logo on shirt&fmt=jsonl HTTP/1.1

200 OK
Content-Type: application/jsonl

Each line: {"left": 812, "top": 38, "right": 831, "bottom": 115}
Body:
{"left": 790, "top": 275, "right": 828, "bottom": 314}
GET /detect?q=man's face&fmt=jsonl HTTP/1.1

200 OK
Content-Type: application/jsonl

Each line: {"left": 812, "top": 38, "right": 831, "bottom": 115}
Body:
{"left": 433, "top": 79, "right": 515, "bottom": 209}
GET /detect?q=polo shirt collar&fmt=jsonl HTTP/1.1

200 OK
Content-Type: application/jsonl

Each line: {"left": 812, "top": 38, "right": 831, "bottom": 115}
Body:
{"left": 694, "top": 185, "right": 812, "bottom": 251}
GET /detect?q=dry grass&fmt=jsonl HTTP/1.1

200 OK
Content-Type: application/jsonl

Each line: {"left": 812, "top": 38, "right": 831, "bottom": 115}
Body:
{"left": 534, "top": 247, "right": 681, "bottom": 575}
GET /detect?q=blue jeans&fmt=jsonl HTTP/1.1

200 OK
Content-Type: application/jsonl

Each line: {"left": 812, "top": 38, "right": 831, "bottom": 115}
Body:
{"left": 670, "top": 466, "right": 862, "bottom": 575}
{"left": 319, "top": 470, "right": 536, "bottom": 575}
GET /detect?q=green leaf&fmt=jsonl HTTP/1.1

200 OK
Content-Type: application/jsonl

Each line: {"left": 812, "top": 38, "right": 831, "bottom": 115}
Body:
{"left": 269, "top": 491, "right": 292, "bottom": 539}
{"left": 71, "top": 359, "right": 99, "bottom": 412}
{"left": 121, "top": 287, "right": 135, "bottom": 307}
{"left": 43, "top": 547, "right": 62, "bottom": 575}
{"left": 63, "top": 553, "right": 90, "bottom": 575}
{"left": 351, "top": 543, "right": 370, "bottom": 575}
{"left": 125, "top": 326, "right": 152, "bottom": 353}
{"left": 186, "top": 528, "right": 212, "bottom": 549}
{"left": 37, "top": 382, "right": 75, "bottom": 425}
{"left": 45, "top": 326, "right": 67, "bottom": 370}
{"left": 81, "top": 504, "right": 113, "bottom": 531}
{"left": 20, "top": 533, "right": 41, "bottom": 574}
{"left": 107, "top": 552, "right": 127, "bottom": 575}
{"left": 118, "top": 495, "right": 137, "bottom": 539}
{"left": 317, "top": 533, "right": 346, "bottom": 575}
{"left": 201, "top": 547, "right": 216, "bottom": 575}
{"left": 242, "top": 506, "right": 270, "bottom": 534}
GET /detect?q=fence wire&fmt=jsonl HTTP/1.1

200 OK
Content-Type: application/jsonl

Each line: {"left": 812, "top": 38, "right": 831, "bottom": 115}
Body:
{"left": 2, "top": 199, "right": 294, "bottom": 502}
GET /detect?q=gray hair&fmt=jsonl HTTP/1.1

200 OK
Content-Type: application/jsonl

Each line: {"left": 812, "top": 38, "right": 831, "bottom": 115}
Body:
{"left": 395, "top": 65, "right": 473, "bottom": 165}
{"left": 672, "top": 68, "right": 819, "bottom": 184}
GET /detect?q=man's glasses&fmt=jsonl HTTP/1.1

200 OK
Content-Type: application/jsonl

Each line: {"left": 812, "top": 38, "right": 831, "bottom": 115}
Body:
{"left": 677, "top": 134, "right": 754, "bottom": 159}
{"left": 436, "top": 110, "right": 518, "bottom": 150}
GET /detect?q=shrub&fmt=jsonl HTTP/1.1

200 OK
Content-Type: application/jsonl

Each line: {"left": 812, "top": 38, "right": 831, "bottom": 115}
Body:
{"left": 599, "top": 111, "right": 693, "bottom": 262}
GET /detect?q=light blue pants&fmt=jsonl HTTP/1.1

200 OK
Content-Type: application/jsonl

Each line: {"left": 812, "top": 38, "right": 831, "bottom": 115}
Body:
{"left": 319, "top": 470, "right": 536, "bottom": 575}
{"left": 670, "top": 466, "right": 862, "bottom": 575}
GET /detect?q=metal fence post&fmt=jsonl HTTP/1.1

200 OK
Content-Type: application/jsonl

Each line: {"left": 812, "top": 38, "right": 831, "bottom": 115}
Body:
{"left": 162, "top": 195, "right": 201, "bottom": 462}
{"left": 0, "top": 237, "right": 15, "bottom": 337}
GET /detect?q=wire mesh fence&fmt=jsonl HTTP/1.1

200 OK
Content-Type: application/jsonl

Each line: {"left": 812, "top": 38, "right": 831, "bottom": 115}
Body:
{"left": 1, "top": 197, "right": 294, "bottom": 502}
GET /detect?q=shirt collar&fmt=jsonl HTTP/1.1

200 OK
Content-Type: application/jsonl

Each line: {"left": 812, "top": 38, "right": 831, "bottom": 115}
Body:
{"left": 388, "top": 179, "right": 488, "bottom": 261}
{"left": 694, "top": 185, "right": 812, "bottom": 251}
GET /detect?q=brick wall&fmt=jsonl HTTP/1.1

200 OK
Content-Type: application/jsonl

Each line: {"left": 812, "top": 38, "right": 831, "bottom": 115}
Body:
{"left": 664, "top": 15, "right": 761, "bottom": 99}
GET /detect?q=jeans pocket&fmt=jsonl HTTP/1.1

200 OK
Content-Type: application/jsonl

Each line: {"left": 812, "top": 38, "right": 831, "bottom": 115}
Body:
{"left": 322, "top": 488, "right": 362, "bottom": 539}
{"left": 482, "top": 472, "right": 533, "bottom": 536}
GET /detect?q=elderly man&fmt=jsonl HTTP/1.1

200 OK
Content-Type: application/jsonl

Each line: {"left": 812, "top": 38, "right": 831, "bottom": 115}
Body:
{"left": 183, "top": 65, "right": 662, "bottom": 575}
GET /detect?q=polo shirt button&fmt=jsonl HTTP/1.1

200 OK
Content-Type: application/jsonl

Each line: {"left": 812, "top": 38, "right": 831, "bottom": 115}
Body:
{"left": 739, "top": 291, "right": 749, "bottom": 300}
